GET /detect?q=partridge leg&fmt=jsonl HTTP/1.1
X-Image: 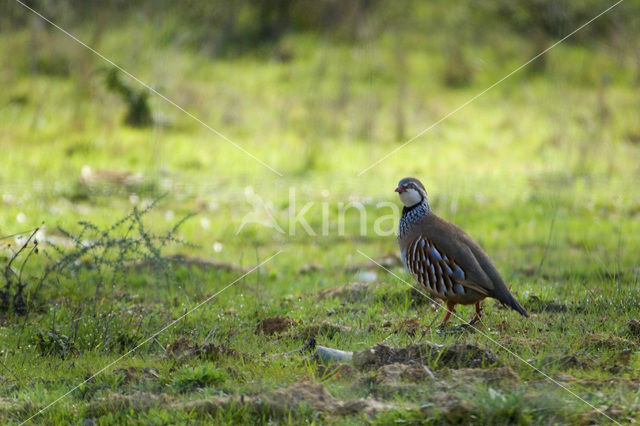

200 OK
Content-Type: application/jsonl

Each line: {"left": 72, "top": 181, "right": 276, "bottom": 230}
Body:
{"left": 438, "top": 302, "right": 456, "bottom": 329}
{"left": 467, "top": 302, "right": 482, "bottom": 326}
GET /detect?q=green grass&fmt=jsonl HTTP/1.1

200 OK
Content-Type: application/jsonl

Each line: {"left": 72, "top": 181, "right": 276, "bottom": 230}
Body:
{"left": 1, "top": 8, "right": 640, "bottom": 425}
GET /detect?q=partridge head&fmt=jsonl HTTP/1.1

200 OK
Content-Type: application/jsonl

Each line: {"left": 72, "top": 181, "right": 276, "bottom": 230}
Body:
{"left": 395, "top": 177, "right": 527, "bottom": 327}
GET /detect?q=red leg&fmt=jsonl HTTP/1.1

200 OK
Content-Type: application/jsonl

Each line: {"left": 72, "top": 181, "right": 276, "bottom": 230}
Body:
{"left": 468, "top": 302, "right": 482, "bottom": 326}
{"left": 438, "top": 303, "right": 456, "bottom": 328}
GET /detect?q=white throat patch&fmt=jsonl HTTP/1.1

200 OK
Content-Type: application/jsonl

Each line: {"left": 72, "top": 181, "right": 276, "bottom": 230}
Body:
{"left": 399, "top": 188, "right": 422, "bottom": 207}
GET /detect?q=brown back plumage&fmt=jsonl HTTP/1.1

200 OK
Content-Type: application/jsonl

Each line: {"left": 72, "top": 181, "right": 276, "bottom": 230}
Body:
{"left": 396, "top": 177, "right": 527, "bottom": 317}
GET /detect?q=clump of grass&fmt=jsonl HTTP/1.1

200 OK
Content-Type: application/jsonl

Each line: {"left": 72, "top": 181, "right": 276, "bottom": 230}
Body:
{"left": 1, "top": 227, "right": 40, "bottom": 316}
{"left": 475, "top": 387, "right": 533, "bottom": 424}
{"left": 32, "top": 328, "right": 75, "bottom": 358}
{"left": 113, "top": 330, "right": 143, "bottom": 353}
{"left": 171, "top": 363, "right": 227, "bottom": 393}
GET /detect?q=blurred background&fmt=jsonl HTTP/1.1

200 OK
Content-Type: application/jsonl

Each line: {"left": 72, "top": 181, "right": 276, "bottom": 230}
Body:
{"left": 0, "top": 0, "right": 639, "bottom": 266}
{"left": 1, "top": 3, "right": 640, "bottom": 422}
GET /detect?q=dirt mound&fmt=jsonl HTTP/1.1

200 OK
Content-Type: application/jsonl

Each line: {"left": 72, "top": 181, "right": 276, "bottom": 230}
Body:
{"left": 178, "top": 380, "right": 394, "bottom": 418}
{"left": 626, "top": 319, "right": 640, "bottom": 337}
{"left": 264, "top": 380, "right": 342, "bottom": 413}
{"left": 257, "top": 316, "right": 298, "bottom": 335}
{"left": 586, "top": 333, "right": 635, "bottom": 350}
{"left": 340, "top": 398, "right": 395, "bottom": 417}
{"left": 266, "top": 381, "right": 395, "bottom": 417}
{"left": 353, "top": 342, "right": 498, "bottom": 371}
{"left": 422, "top": 391, "right": 475, "bottom": 423}
{"left": 437, "top": 366, "right": 519, "bottom": 386}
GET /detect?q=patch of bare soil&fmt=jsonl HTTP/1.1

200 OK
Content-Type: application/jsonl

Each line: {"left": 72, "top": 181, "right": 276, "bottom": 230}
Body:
{"left": 364, "top": 364, "right": 517, "bottom": 400}
{"left": 317, "top": 282, "right": 374, "bottom": 302}
{"left": 376, "top": 363, "right": 435, "bottom": 385}
{"left": 164, "top": 337, "right": 241, "bottom": 362}
{"left": 353, "top": 342, "right": 498, "bottom": 371}
{"left": 87, "top": 392, "right": 173, "bottom": 417}
{"left": 298, "top": 321, "right": 353, "bottom": 339}
{"left": 436, "top": 366, "right": 519, "bottom": 387}
{"left": 179, "top": 380, "right": 396, "bottom": 418}
{"left": 340, "top": 398, "right": 396, "bottom": 417}
{"left": 257, "top": 316, "right": 298, "bottom": 335}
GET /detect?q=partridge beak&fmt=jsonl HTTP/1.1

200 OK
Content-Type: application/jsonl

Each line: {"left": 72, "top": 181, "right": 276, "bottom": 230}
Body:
{"left": 395, "top": 186, "right": 405, "bottom": 193}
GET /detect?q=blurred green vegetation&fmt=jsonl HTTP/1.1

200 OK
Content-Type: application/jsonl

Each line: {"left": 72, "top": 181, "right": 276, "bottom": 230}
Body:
{"left": 1, "top": 0, "right": 640, "bottom": 424}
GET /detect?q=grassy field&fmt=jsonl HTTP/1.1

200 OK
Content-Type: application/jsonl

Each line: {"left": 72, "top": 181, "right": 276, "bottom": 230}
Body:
{"left": 1, "top": 6, "right": 640, "bottom": 424}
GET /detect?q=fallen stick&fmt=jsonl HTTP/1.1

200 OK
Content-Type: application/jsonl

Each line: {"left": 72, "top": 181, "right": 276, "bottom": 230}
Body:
{"left": 282, "top": 337, "right": 354, "bottom": 364}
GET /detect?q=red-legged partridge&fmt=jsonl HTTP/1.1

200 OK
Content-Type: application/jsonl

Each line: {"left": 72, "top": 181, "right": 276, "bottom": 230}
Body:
{"left": 395, "top": 177, "right": 528, "bottom": 328}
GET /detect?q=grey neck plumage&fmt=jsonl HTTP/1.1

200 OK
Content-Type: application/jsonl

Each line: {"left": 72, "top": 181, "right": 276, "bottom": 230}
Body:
{"left": 398, "top": 200, "right": 430, "bottom": 239}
